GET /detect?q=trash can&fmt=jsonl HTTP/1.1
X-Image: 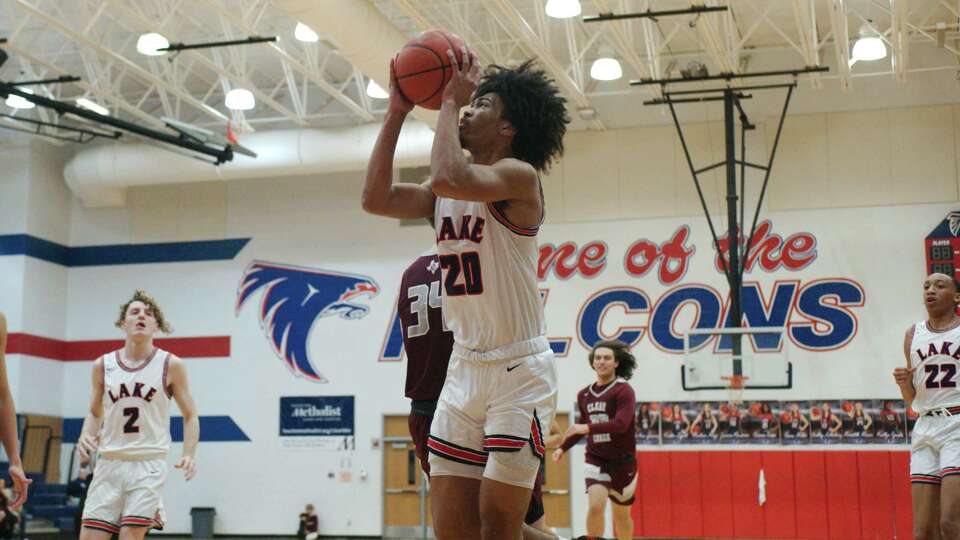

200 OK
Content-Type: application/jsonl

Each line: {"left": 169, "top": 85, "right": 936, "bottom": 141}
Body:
{"left": 190, "top": 507, "right": 216, "bottom": 538}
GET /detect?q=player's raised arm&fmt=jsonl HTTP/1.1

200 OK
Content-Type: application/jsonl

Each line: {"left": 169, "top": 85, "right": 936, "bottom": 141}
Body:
{"left": 0, "top": 313, "right": 29, "bottom": 509}
{"left": 169, "top": 356, "right": 199, "bottom": 480}
{"left": 429, "top": 50, "right": 541, "bottom": 212}
{"left": 361, "top": 58, "right": 435, "bottom": 220}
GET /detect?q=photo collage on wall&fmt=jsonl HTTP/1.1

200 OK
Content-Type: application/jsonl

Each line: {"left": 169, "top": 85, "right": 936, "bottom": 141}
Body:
{"left": 575, "top": 399, "right": 911, "bottom": 446}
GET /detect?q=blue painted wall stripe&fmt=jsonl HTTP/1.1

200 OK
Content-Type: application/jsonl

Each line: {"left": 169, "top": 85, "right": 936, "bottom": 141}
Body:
{"left": 62, "top": 416, "right": 250, "bottom": 443}
{"left": 0, "top": 234, "right": 249, "bottom": 266}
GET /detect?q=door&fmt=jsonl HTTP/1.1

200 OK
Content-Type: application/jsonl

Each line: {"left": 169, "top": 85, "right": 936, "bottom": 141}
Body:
{"left": 383, "top": 413, "right": 572, "bottom": 537}
{"left": 543, "top": 412, "right": 572, "bottom": 534}
{"left": 383, "top": 415, "right": 431, "bottom": 539}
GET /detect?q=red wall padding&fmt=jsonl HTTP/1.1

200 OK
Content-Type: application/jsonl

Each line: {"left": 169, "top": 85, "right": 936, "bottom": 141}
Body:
{"left": 631, "top": 450, "right": 911, "bottom": 540}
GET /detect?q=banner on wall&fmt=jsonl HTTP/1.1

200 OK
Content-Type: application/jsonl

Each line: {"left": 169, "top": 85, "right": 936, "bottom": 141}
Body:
{"left": 626, "top": 399, "right": 908, "bottom": 446}
{"left": 279, "top": 396, "right": 355, "bottom": 450}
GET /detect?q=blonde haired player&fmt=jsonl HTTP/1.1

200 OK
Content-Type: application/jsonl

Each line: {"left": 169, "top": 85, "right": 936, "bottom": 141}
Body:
{"left": 894, "top": 273, "right": 960, "bottom": 540}
{"left": 0, "top": 312, "right": 31, "bottom": 509}
{"left": 77, "top": 291, "right": 199, "bottom": 539}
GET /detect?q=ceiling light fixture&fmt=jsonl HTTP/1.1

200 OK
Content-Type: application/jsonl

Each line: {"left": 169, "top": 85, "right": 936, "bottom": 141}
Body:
{"left": 5, "top": 88, "right": 34, "bottom": 109}
{"left": 225, "top": 88, "right": 255, "bottom": 110}
{"left": 849, "top": 22, "right": 887, "bottom": 66}
{"left": 590, "top": 47, "right": 623, "bottom": 81}
{"left": 294, "top": 22, "right": 319, "bottom": 43}
{"left": 136, "top": 32, "right": 170, "bottom": 56}
{"left": 366, "top": 79, "right": 389, "bottom": 99}
{"left": 545, "top": 0, "right": 582, "bottom": 19}
{"left": 75, "top": 98, "right": 109, "bottom": 116}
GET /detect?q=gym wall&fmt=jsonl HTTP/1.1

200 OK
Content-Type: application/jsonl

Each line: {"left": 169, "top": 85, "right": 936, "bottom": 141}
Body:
{"left": 0, "top": 102, "right": 957, "bottom": 535}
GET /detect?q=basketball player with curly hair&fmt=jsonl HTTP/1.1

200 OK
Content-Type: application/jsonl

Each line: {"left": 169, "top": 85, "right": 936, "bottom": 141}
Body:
{"left": 553, "top": 340, "right": 638, "bottom": 540}
{"left": 363, "top": 43, "right": 569, "bottom": 539}
{"left": 78, "top": 291, "right": 199, "bottom": 540}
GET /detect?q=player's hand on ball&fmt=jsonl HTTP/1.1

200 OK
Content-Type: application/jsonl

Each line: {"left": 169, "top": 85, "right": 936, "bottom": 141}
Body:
{"left": 443, "top": 47, "right": 480, "bottom": 107}
{"left": 388, "top": 57, "right": 414, "bottom": 115}
{"left": 551, "top": 448, "right": 564, "bottom": 463}
{"left": 7, "top": 464, "right": 31, "bottom": 510}
{"left": 77, "top": 434, "right": 98, "bottom": 462}
{"left": 176, "top": 455, "right": 197, "bottom": 481}
{"left": 893, "top": 366, "right": 915, "bottom": 387}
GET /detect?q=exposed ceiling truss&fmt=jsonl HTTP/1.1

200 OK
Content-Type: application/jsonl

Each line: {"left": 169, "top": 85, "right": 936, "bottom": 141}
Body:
{"left": 0, "top": 0, "right": 958, "bottom": 140}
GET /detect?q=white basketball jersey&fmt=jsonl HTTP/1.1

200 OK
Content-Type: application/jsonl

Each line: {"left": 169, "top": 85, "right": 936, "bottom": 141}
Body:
{"left": 98, "top": 348, "right": 171, "bottom": 460}
{"left": 910, "top": 320, "right": 960, "bottom": 414}
{"left": 434, "top": 196, "right": 547, "bottom": 359}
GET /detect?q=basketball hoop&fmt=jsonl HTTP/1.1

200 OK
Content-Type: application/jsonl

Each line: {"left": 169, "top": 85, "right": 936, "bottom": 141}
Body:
{"left": 721, "top": 375, "right": 749, "bottom": 406}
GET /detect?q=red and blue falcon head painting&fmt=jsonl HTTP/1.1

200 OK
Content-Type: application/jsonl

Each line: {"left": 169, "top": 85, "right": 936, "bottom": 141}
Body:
{"left": 236, "top": 261, "right": 380, "bottom": 382}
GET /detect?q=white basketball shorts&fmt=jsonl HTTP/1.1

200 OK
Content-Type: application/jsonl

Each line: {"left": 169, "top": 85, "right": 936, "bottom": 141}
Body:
{"left": 911, "top": 413, "right": 960, "bottom": 485}
{"left": 428, "top": 347, "right": 557, "bottom": 488}
{"left": 81, "top": 458, "right": 167, "bottom": 533}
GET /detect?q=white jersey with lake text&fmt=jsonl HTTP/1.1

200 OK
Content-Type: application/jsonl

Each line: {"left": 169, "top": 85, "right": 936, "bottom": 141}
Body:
{"left": 98, "top": 348, "right": 172, "bottom": 460}
{"left": 910, "top": 320, "right": 960, "bottom": 414}
{"left": 434, "top": 196, "right": 548, "bottom": 359}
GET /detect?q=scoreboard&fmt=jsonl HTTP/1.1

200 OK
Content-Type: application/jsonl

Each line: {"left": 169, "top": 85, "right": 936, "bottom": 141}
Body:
{"left": 927, "top": 241, "right": 957, "bottom": 276}
{"left": 926, "top": 210, "right": 960, "bottom": 277}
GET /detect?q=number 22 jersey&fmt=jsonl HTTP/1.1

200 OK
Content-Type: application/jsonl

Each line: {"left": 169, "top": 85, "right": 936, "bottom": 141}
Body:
{"left": 910, "top": 320, "right": 960, "bottom": 414}
{"left": 434, "top": 196, "right": 548, "bottom": 357}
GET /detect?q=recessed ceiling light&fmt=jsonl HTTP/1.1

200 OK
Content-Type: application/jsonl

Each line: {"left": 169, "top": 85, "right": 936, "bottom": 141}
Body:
{"left": 366, "top": 79, "right": 388, "bottom": 99}
{"left": 137, "top": 33, "right": 169, "bottom": 56}
{"left": 225, "top": 88, "right": 255, "bottom": 110}
{"left": 294, "top": 22, "right": 319, "bottom": 43}
{"left": 5, "top": 88, "right": 34, "bottom": 109}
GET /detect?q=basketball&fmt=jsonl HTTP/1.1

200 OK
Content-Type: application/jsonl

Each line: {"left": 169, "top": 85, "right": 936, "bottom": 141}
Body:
{"left": 394, "top": 29, "right": 468, "bottom": 110}
{"left": 780, "top": 412, "right": 793, "bottom": 423}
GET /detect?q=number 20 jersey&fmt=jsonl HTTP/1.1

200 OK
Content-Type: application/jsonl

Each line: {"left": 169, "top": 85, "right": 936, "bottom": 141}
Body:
{"left": 434, "top": 196, "right": 547, "bottom": 356}
{"left": 910, "top": 321, "right": 960, "bottom": 414}
{"left": 98, "top": 348, "right": 172, "bottom": 460}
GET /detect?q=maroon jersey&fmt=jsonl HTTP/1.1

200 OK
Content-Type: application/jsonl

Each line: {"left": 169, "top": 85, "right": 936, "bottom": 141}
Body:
{"left": 398, "top": 250, "right": 454, "bottom": 401}
{"left": 562, "top": 379, "right": 637, "bottom": 461}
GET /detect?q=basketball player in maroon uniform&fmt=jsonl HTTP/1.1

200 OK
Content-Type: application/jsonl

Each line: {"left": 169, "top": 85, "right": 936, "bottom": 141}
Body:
{"left": 0, "top": 312, "right": 30, "bottom": 509}
{"left": 553, "top": 340, "right": 637, "bottom": 540}
{"left": 397, "top": 247, "right": 454, "bottom": 477}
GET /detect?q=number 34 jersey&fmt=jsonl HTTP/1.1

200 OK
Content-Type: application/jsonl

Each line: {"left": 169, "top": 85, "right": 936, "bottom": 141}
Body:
{"left": 98, "top": 348, "right": 172, "bottom": 460}
{"left": 910, "top": 321, "right": 960, "bottom": 414}
{"left": 434, "top": 197, "right": 547, "bottom": 356}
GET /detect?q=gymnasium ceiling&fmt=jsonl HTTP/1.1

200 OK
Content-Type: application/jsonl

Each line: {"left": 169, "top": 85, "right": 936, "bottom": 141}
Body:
{"left": 0, "top": 0, "right": 959, "bottom": 142}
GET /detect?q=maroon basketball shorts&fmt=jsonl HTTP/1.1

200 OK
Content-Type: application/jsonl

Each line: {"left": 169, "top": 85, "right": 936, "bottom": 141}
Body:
{"left": 584, "top": 454, "right": 638, "bottom": 506}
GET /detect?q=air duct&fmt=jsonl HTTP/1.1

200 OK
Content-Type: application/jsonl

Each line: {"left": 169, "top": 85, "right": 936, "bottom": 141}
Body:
{"left": 64, "top": 121, "right": 434, "bottom": 207}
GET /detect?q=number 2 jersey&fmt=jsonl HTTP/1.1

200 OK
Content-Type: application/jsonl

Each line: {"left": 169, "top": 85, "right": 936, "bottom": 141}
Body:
{"left": 434, "top": 196, "right": 548, "bottom": 358}
{"left": 910, "top": 320, "right": 960, "bottom": 414}
{"left": 98, "top": 348, "right": 172, "bottom": 460}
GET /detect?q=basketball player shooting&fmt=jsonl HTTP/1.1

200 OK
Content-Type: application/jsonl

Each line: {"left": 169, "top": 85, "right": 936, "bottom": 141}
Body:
{"left": 894, "top": 273, "right": 960, "bottom": 540}
{"left": 77, "top": 291, "right": 199, "bottom": 540}
{"left": 0, "top": 312, "right": 30, "bottom": 509}
{"left": 553, "top": 340, "right": 638, "bottom": 540}
{"left": 362, "top": 36, "right": 569, "bottom": 540}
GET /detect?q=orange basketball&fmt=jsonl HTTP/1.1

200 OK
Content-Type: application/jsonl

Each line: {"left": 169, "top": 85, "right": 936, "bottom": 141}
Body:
{"left": 394, "top": 29, "right": 468, "bottom": 110}
{"left": 842, "top": 400, "right": 853, "bottom": 413}
{"left": 780, "top": 412, "right": 792, "bottom": 423}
